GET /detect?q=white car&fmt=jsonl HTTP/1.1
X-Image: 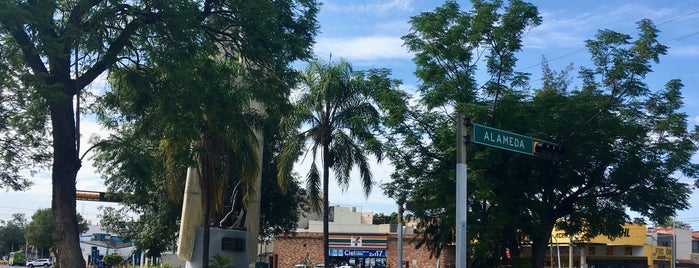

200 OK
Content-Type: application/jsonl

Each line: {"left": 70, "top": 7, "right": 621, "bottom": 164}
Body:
{"left": 26, "top": 258, "right": 52, "bottom": 267}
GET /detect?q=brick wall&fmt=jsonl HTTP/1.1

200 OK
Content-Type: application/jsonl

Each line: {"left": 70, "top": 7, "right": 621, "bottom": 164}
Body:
{"left": 273, "top": 233, "right": 454, "bottom": 268}
{"left": 275, "top": 233, "right": 326, "bottom": 268}
{"left": 387, "top": 234, "right": 455, "bottom": 268}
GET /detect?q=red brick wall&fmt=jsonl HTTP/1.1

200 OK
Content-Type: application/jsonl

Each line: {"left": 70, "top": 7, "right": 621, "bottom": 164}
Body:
{"left": 273, "top": 233, "right": 455, "bottom": 268}
{"left": 386, "top": 234, "right": 455, "bottom": 268}
{"left": 274, "top": 233, "right": 326, "bottom": 268}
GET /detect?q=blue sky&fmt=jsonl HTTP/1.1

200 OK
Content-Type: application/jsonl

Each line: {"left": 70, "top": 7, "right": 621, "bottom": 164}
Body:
{"left": 2, "top": 0, "right": 699, "bottom": 230}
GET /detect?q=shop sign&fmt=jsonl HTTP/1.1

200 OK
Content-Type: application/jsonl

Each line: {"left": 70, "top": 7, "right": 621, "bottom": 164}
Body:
{"left": 328, "top": 235, "right": 387, "bottom": 248}
{"left": 329, "top": 249, "right": 386, "bottom": 257}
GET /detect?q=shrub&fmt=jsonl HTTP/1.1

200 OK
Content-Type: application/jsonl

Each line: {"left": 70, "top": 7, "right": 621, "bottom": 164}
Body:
{"left": 102, "top": 253, "right": 124, "bottom": 267}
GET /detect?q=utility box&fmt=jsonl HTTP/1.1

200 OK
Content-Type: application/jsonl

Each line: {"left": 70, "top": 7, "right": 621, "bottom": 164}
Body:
{"left": 186, "top": 227, "right": 249, "bottom": 268}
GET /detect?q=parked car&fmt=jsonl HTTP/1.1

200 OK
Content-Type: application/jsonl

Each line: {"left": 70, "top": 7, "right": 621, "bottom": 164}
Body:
{"left": 26, "top": 258, "right": 52, "bottom": 267}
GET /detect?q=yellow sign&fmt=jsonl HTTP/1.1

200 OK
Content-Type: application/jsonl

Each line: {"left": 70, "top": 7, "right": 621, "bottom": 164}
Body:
{"left": 551, "top": 223, "right": 647, "bottom": 246}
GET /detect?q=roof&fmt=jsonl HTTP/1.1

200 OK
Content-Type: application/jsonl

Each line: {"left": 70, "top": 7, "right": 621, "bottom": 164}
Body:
{"left": 677, "top": 259, "right": 694, "bottom": 264}
{"left": 80, "top": 240, "right": 133, "bottom": 249}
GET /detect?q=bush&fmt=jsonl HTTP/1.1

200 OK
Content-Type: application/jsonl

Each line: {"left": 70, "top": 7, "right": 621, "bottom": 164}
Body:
{"left": 102, "top": 253, "right": 124, "bottom": 267}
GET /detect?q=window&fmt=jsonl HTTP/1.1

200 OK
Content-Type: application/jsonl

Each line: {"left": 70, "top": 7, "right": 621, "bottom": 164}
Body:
{"left": 692, "top": 240, "right": 699, "bottom": 253}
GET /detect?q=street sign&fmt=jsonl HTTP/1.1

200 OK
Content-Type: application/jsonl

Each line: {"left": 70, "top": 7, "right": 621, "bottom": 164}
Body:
{"left": 472, "top": 123, "right": 533, "bottom": 155}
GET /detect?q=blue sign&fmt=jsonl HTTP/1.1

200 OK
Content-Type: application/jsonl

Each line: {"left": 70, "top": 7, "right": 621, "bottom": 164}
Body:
{"left": 91, "top": 246, "right": 101, "bottom": 268}
{"left": 330, "top": 249, "right": 386, "bottom": 257}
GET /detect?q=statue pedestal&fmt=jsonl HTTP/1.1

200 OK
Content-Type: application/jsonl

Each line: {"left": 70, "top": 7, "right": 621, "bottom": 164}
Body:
{"left": 185, "top": 227, "right": 249, "bottom": 268}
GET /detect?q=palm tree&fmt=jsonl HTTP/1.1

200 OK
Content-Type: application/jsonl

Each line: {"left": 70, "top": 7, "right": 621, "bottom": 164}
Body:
{"left": 278, "top": 58, "right": 384, "bottom": 268}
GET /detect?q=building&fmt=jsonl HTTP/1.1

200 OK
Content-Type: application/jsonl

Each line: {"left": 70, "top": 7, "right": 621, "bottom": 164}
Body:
{"left": 79, "top": 224, "right": 137, "bottom": 266}
{"left": 529, "top": 223, "right": 699, "bottom": 268}
{"left": 649, "top": 226, "right": 696, "bottom": 268}
{"left": 274, "top": 207, "right": 699, "bottom": 268}
{"left": 692, "top": 232, "right": 699, "bottom": 264}
{"left": 273, "top": 206, "right": 454, "bottom": 268}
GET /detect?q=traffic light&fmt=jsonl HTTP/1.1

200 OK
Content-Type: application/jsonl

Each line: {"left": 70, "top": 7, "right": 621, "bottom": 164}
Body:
{"left": 533, "top": 140, "right": 563, "bottom": 160}
{"left": 75, "top": 190, "right": 124, "bottom": 202}
{"left": 462, "top": 115, "right": 472, "bottom": 145}
{"left": 456, "top": 115, "right": 470, "bottom": 163}
{"left": 76, "top": 191, "right": 103, "bottom": 201}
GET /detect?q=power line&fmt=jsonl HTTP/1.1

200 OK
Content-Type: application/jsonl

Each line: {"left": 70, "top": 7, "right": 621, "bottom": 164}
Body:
{"left": 657, "top": 10, "right": 699, "bottom": 26}
{"left": 663, "top": 31, "right": 699, "bottom": 45}
{"left": 517, "top": 9, "right": 699, "bottom": 73}
{"left": 518, "top": 49, "right": 586, "bottom": 71}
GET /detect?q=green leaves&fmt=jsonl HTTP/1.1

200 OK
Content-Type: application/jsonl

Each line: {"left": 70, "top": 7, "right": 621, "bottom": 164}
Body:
{"left": 0, "top": 214, "right": 27, "bottom": 257}
{"left": 26, "top": 209, "right": 88, "bottom": 254}
{"left": 387, "top": 2, "right": 696, "bottom": 267}
{"left": 402, "top": 0, "right": 540, "bottom": 110}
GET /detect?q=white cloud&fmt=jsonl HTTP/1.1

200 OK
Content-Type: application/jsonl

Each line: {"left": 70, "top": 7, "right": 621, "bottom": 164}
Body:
{"left": 314, "top": 36, "right": 411, "bottom": 63}
{"left": 373, "top": 19, "right": 413, "bottom": 36}
{"left": 667, "top": 44, "right": 699, "bottom": 58}
{"left": 525, "top": 3, "right": 684, "bottom": 50}
{"left": 323, "top": 0, "right": 414, "bottom": 15}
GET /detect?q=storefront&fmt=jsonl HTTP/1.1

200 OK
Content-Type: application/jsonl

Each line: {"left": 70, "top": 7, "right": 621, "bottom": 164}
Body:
{"left": 328, "top": 235, "right": 387, "bottom": 268}
{"left": 273, "top": 232, "right": 453, "bottom": 268}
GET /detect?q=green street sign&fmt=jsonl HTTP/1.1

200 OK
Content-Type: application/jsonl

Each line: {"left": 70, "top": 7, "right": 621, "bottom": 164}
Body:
{"left": 472, "top": 123, "right": 533, "bottom": 155}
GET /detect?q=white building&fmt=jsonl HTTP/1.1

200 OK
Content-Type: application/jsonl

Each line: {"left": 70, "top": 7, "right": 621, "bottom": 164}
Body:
{"left": 79, "top": 224, "right": 136, "bottom": 266}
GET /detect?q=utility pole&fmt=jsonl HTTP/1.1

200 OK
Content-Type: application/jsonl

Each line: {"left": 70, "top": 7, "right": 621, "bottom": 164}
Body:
{"left": 456, "top": 115, "right": 470, "bottom": 268}
{"left": 673, "top": 218, "right": 676, "bottom": 268}
{"left": 397, "top": 211, "right": 403, "bottom": 268}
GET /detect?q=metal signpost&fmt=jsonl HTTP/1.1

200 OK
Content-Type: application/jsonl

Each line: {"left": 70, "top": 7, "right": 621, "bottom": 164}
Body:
{"left": 456, "top": 116, "right": 469, "bottom": 268}
{"left": 456, "top": 120, "right": 563, "bottom": 268}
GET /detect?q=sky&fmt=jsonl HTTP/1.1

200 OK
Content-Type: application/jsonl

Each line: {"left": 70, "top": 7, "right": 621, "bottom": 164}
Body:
{"left": 2, "top": 0, "right": 699, "bottom": 230}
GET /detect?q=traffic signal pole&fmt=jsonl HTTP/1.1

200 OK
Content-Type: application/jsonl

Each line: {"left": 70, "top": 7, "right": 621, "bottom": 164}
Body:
{"left": 456, "top": 115, "right": 470, "bottom": 268}
{"left": 456, "top": 119, "right": 561, "bottom": 268}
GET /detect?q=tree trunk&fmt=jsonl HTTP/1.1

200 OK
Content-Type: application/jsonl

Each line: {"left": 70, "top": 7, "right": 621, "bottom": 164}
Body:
{"left": 199, "top": 150, "right": 211, "bottom": 268}
{"left": 50, "top": 96, "right": 85, "bottom": 268}
{"left": 323, "top": 143, "right": 331, "bottom": 268}
{"left": 530, "top": 221, "right": 555, "bottom": 268}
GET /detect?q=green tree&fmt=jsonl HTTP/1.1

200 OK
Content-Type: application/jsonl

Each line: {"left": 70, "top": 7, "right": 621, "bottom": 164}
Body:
{"left": 505, "top": 20, "right": 697, "bottom": 268}
{"left": 26, "top": 209, "right": 88, "bottom": 257}
{"left": 387, "top": 3, "right": 697, "bottom": 267}
{"left": 0, "top": 214, "right": 27, "bottom": 256}
{"left": 277, "top": 58, "right": 398, "bottom": 268}
{"left": 0, "top": 2, "right": 196, "bottom": 267}
{"left": 26, "top": 209, "right": 56, "bottom": 257}
{"left": 372, "top": 213, "right": 399, "bottom": 224}
{"left": 96, "top": 57, "right": 278, "bottom": 266}
{"left": 656, "top": 219, "right": 692, "bottom": 230}
{"left": 99, "top": 184, "right": 179, "bottom": 259}
{"left": 97, "top": 96, "right": 304, "bottom": 258}
{"left": 0, "top": 1, "right": 317, "bottom": 267}
{"left": 389, "top": 1, "right": 540, "bottom": 266}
